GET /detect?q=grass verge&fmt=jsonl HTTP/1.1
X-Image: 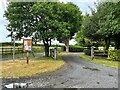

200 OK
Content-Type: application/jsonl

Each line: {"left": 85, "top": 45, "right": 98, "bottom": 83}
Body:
{"left": 80, "top": 53, "right": 120, "bottom": 69}
{"left": 0, "top": 54, "right": 65, "bottom": 78}
{"left": 2, "top": 52, "right": 40, "bottom": 58}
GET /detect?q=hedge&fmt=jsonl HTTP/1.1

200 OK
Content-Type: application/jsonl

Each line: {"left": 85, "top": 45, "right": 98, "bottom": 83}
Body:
{"left": 1, "top": 42, "right": 22, "bottom": 46}
{"left": 108, "top": 50, "right": 120, "bottom": 61}
{"left": 63, "top": 46, "right": 84, "bottom": 52}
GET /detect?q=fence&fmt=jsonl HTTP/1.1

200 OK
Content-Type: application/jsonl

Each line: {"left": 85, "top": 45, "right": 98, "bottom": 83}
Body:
{"left": 0, "top": 47, "right": 44, "bottom": 56}
{"left": 94, "top": 50, "right": 108, "bottom": 56}
{"left": 0, "top": 47, "right": 23, "bottom": 55}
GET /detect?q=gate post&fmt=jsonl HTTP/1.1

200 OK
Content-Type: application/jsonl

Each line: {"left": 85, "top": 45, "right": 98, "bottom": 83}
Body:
{"left": 54, "top": 48, "right": 57, "bottom": 60}
{"left": 91, "top": 46, "right": 94, "bottom": 60}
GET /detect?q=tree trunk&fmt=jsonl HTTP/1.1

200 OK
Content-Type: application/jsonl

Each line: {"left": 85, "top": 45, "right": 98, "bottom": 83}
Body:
{"left": 44, "top": 44, "right": 49, "bottom": 57}
{"left": 114, "top": 38, "right": 120, "bottom": 50}
{"left": 114, "top": 34, "right": 120, "bottom": 50}
{"left": 64, "top": 38, "right": 69, "bottom": 52}
{"left": 116, "top": 43, "right": 119, "bottom": 50}
{"left": 35, "top": 41, "right": 37, "bottom": 45}
{"left": 105, "top": 37, "right": 110, "bottom": 50}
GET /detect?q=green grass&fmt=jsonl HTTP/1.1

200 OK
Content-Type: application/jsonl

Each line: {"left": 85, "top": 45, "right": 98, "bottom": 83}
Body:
{"left": 80, "top": 53, "right": 120, "bottom": 69}
{"left": 2, "top": 52, "right": 23, "bottom": 58}
{"left": 2, "top": 52, "right": 38, "bottom": 58}
{"left": 1, "top": 54, "right": 65, "bottom": 78}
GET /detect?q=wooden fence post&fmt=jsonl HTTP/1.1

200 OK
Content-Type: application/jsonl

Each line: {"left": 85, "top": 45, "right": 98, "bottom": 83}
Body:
{"left": 11, "top": 48, "right": 12, "bottom": 54}
{"left": 2, "top": 48, "right": 3, "bottom": 54}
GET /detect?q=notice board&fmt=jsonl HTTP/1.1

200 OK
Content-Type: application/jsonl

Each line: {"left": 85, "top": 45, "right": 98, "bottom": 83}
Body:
{"left": 23, "top": 38, "right": 32, "bottom": 52}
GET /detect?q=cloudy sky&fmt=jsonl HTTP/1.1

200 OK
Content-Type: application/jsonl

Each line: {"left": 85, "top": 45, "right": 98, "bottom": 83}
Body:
{"left": 0, "top": 0, "right": 96, "bottom": 44}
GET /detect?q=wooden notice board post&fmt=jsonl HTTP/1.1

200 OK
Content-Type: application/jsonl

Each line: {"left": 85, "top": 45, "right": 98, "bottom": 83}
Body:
{"left": 23, "top": 37, "right": 32, "bottom": 64}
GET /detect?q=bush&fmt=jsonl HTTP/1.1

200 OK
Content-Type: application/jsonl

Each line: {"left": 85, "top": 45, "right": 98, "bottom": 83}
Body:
{"left": 84, "top": 48, "right": 91, "bottom": 56}
{"left": 108, "top": 50, "right": 120, "bottom": 61}
{"left": 69, "top": 46, "right": 84, "bottom": 52}
{"left": 63, "top": 45, "right": 84, "bottom": 52}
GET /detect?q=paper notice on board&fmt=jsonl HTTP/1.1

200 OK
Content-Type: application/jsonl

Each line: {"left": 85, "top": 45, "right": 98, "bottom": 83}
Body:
{"left": 24, "top": 39, "right": 32, "bottom": 51}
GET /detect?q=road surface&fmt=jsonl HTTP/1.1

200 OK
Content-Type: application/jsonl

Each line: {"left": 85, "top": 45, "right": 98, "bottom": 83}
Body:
{"left": 2, "top": 53, "right": 119, "bottom": 88}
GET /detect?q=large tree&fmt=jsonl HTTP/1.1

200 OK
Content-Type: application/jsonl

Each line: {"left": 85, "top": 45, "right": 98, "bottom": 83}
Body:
{"left": 4, "top": 2, "right": 82, "bottom": 56}
{"left": 76, "top": 1, "right": 120, "bottom": 50}
{"left": 97, "top": 2, "right": 120, "bottom": 49}
{"left": 56, "top": 2, "right": 82, "bottom": 52}
{"left": 31, "top": 2, "right": 61, "bottom": 56}
{"left": 4, "top": 2, "right": 59, "bottom": 57}
{"left": 4, "top": 2, "right": 34, "bottom": 39}
{"left": 76, "top": 13, "right": 103, "bottom": 47}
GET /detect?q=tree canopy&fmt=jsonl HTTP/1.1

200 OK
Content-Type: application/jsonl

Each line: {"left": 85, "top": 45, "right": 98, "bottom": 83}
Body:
{"left": 76, "top": 1, "right": 120, "bottom": 49}
{"left": 4, "top": 2, "right": 82, "bottom": 56}
{"left": 56, "top": 2, "right": 82, "bottom": 52}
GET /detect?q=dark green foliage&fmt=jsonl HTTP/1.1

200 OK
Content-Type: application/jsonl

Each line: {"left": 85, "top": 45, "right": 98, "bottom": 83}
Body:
{"left": 1, "top": 42, "right": 12, "bottom": 46}
{"left": 1, "top": 42, "right": 22, "bottom": 46}
{"left": 108, "top": 50, "right": 120, "bottom": 61}
{"left": 69, "top": 46, "right": 84, "bottom": 52}
{"left": 57, "top": 2, "right": 82, "bottom": 40}
{"left": 84, "top": 49, "right": 91, "bottom": 56}
{"left": 63, "top": 45, "right": 84, "bottom": 52}
{"left": 76, "top": 2, "right": 120, "bottom": 50}
{"left": 56, "top": 3, "right": 82, "bottom": 52}
{"left": 4, "top": 2, "right": 35, "bottom": 39}
{"left": 4, "top": 2, "right": 82, "bottom": 56}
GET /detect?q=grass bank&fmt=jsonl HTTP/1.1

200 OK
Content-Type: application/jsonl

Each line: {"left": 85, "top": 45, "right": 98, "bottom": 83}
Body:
{"left": 80, "top": 53, "right": 120, "bottom": 69}
{"left": 1, "top": 54, "right": 65, "bottom": 78}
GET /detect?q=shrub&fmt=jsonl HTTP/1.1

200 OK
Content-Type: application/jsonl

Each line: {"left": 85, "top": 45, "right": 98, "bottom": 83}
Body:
{"left": 108, "top": 50, "right": 120, "bottom": 61}
{"left": 63, "top": 45, "right": 84, "bottom": 52}
{"left": 83, "top": 48, "right": 91, "bottom": 56}
{"left": 69, "top": 46, "right": 84, "bottom": 52}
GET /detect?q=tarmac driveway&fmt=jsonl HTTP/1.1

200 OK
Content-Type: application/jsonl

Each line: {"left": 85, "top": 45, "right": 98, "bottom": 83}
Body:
{"left": 2, "top": 53, "right": 119, "bottom": 88}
